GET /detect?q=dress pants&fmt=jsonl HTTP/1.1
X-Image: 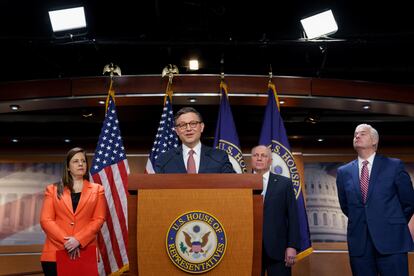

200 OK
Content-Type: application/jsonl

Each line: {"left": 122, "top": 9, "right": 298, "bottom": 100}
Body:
{"left": 262, "top": 249, "right": 291, "bottom": 276}
{"left": 41, "top": 261, "right": 57, "bottom": 276}
{"left": 350, "top": 232, "right": 408, "bottom": 276}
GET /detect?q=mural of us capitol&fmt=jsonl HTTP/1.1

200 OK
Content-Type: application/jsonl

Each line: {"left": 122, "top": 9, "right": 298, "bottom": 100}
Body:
{"left": 166, "top": 210, "right": 227, "bottom": 274}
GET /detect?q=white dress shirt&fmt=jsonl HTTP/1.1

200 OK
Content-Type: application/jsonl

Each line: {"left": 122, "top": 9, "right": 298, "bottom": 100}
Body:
{"left": 182, "top": 142, "right": 202, "bottom": 173}
{"left": 358, "top": 152, "right": 376, "bottom": 179}
{"left": 261, "top": 170, "right": 270, "bottom": 201}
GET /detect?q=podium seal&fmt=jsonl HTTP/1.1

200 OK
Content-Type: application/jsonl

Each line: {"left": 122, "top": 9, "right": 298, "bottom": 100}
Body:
{"left": 166, "top": 210, "right": 227, "bottom": 273}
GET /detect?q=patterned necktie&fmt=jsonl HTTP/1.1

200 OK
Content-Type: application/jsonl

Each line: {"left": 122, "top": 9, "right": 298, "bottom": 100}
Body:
{"left": 187, "top": 149, "right": 196, "bottom": 174}
{"left": 360, "top": 160, "right": 369, "bottom": 203}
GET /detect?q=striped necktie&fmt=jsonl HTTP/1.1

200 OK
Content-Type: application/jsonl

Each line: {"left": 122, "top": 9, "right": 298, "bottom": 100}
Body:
{"left": 360, "top": 160, "right": 369, "bottom": 203}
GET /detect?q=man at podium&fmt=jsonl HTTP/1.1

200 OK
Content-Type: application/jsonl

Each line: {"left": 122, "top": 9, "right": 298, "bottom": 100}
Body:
{"left": 251, "top": 145, "right": 300, "bottom": 276}
{"left": 155, "top": 107, "right": 235, "bottom": 173}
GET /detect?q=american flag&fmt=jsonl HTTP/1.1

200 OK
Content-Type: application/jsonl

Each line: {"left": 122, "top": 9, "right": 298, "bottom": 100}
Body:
{"left": 90, "top": 86, "right": 129, "bottom": 275}
{"left": 145, "top": 89, "right": 179, "bottom": 173}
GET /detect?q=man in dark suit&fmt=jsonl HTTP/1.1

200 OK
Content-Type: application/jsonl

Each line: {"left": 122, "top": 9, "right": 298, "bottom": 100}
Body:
{"left": 336, "top": 123, "right": 414, "bottom": 276}
{"left": 155, "top": 107, "right": 235, "bottom": 173}
{"left": 251, "top": 145, "right": 300, "bottom": 276}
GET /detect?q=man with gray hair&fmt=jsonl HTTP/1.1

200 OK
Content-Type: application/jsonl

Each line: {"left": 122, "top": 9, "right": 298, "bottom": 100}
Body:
{"left": 251, "top": 145, "right": 299, "bottom": 276}
{"left": 336, "top": 124, "right": 414, "bottom": 276}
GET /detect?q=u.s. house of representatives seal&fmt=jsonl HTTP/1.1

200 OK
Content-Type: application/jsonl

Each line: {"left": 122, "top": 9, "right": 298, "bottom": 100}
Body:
{"left": 166, "top": 210, "right": 227, "bottom": 274}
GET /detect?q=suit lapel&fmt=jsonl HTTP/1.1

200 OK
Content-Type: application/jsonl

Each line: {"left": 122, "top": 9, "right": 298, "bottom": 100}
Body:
{"left": 62, "top": 187, "right": 74, "bottom": 214}
{"left": 351, "top": 160, "right": 363, "bottom": 203}
{"left": 174, "top": 146, "right": 187, "bottom": 173}
{"left": 198, "top": 145, "right": 209, "bottom": 173}
{"left": 264, "top": 173, "right": 276, "bottom": 206}
{"left": 75, "top": 180, "right": 92, "bottom": 215}
{"left": 366, "top": 155, "right": 382, "bottom": 203}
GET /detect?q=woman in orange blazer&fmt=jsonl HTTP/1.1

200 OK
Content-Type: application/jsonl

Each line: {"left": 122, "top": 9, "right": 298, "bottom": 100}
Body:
{"left": 40, "top": 147, "right": 106, "bottom": 276}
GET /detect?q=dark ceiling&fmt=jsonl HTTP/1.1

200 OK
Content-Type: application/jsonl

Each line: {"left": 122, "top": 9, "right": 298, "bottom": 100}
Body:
{"left": 1, "top": 1, "right": 414, "bottom": 153}
{"left": 2, "top": 0, "right": 414, "bottom": 84}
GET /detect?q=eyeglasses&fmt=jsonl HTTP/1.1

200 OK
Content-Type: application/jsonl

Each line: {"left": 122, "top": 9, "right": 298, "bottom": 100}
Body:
{"left": 175, "top": 121, "right": 201, "bottom": 130}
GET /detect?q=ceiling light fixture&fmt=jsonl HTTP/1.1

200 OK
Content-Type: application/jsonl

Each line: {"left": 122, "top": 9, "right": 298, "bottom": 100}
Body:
{"left": 300, "top": 9, "right": 338, "bottom": 39}
{"left": 188, "top": 97, "right": 197, "bottom": 103}
{"left": 49, "top": 7, "right": 87, "bottom": 32}
{"left": 362, "top": 105, "right": 371, "bottom": 110}
{"left": 11, "top": 138, "right": 19, "bottom": 143}
{"left": 305, "top": 114, "right": 319, "bottom": 124}
{"left": 9, "top": 104, "right": 20, "bottom": 111}
{"left": 189, "top": 59, "right": 199, "bottom": 71}
{"left": 98, "top": 100, "right": 106, "bottom": 105}
{"left": 64, "top": 139, "right": 71, "bottom": 143}
{"left": 82, "top": 113, "right": 93, "bottom": 118}
{"left": 279, "top": 100, "right": 285, "bottom": 105}
{"left": 317, "top": 138, "right": 324, "bottom": 142}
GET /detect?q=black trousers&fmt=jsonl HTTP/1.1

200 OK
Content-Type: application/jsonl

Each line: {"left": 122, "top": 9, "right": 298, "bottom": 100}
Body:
{"left": 41, "top": 261, "right": 57, "bottom": 276}
{"left": 262, "top": 250, "right": 291, "bottom": 276}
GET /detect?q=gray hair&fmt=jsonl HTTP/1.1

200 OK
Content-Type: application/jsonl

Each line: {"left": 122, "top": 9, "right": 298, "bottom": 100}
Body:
{"left": 356, "top": 123, "right": 379, "bottom": 149}
{"left": 251, "top": 145, "right": 272, "bottom": 157}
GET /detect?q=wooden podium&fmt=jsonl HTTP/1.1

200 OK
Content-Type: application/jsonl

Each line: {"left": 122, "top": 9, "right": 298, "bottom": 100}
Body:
{"left": 128, "top": 174, "right": 263, "bottom": 275}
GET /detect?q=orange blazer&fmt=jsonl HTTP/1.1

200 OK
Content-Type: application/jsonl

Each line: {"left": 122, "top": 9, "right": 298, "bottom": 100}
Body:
{"left": 40, "top": 180, "right": 106, "bottom": 262}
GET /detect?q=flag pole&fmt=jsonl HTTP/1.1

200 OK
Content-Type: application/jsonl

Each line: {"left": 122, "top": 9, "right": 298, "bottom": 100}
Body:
{"left": 268, "top": 64, "right": 280, "bottom": 111}
{"left": 103, "top": 63, "right": 122, "bottom": 111}
{"left": 161, "top": 64, "right": 179, "bottom": 104}
{"left": 93, "top": 63, "right": 129, "bottom": 275}
{"left": 144, "top": 65, "right": 180, "bottom": 174}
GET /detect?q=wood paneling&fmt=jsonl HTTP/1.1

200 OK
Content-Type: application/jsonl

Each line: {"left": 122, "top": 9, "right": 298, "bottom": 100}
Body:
{"left": 0, "top": 79, "right": 71, "bottom": 101}
{"left": 312, "top": 78, "right": 414, "bottom": 104}
{"left": 3, "top": 75, "right": 413, "bottom": 104}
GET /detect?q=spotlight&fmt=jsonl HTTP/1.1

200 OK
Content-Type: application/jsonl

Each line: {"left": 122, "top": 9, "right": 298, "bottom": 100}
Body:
{"left": 64, "top": 139, "right": 71, "bottom": 143}
{"left": 12, "top": 138, "right": 19, "bottom": 143}
{"left": 317, "top": 138, "right": 324, "bottom": 142}
{"left": 279, "top": 100, "right": 285, "bottom": 105}
{"left": 362, "top": 105, "right": 371, "bottom": 110}
{"left": 48, "top": 6, "right": 87, "bottom": 32}
{"left": 188, "top": 97, "right": 197, "bottom": 103}
{"left": 189, "top": 59, "right": 199, "bottom": 71}
{"left": 98, "top": 100, "right": 105, "bottom": 105}
{"left": 300, "top": 10, "right": 338, "bottom": 39}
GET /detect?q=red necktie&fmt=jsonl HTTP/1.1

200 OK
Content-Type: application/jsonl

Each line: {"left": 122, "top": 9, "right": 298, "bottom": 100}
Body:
{"left": 360, "top": 160, "right": 369, "bottom": 203}
{"left": 187, "top": 150, "right": 196, "bottom": 174}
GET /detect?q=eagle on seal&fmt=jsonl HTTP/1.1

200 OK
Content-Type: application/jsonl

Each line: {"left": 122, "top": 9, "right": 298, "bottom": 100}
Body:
{"left": 183, "top": 231, "right": 211, "bottom": 253}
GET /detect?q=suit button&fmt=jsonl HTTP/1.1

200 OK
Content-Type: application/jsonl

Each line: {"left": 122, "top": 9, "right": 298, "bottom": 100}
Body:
{"left": 70, "top": 222, "right": 75, "bottom": 226}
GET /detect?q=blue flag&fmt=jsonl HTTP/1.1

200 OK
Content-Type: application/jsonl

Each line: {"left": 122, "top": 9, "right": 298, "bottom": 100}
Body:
{"left": 259, "top": 82, "right": 313, "bottom": 260}
{"left": 213, "top": 81, "right": 247, "bottom": 173}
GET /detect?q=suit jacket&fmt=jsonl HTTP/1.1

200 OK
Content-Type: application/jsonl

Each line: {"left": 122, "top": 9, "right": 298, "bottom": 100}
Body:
{"left": 263, "top": 173, "right": 300, "bottom": 261}
{"left": 336, "top": 154, "right": 414, "bottom": 256}
{"left": 154, "top": 144, "right": 235, "bottom": 173}
{"left": 40, "top": 180, "right": 106, "bottom": 261}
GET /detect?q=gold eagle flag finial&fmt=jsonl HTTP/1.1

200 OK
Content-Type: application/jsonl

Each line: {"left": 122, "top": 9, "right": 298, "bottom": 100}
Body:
{"left": 102, "top": 63, "right": 122, "bottom": 111}
{"left": 162, "top": 64, "right": 179, "bottom": 84}
{"left": 161, "top": 64, "right": 179, "bottom": 101}
{"left": 103, "top": 63, "right": 122, "bottom": 78}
